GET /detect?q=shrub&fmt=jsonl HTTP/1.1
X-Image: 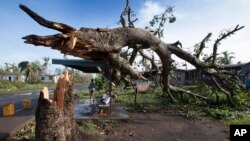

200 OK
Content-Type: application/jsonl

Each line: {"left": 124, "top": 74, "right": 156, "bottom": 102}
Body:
{"left": 95, "top": 76, "right": 108, "bottom": 90}
{"left": 206, "top": 108, "right": 232, "bottom": 120}
{"left": 232, "top": 91, "right": 248, "bottom": 106}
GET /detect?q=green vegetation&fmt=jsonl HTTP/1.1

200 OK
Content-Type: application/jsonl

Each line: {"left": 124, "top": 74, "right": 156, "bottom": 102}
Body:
{"left": 75, "top": 89, "right": 89, "bottom": 99}
{"left": 68, "top": 69, "right": 92, "bottom": 83}
{"left": 95, "top": 75, "right": 108, "bottom": 90}
{"left": 8, "top": 83, "right": 250, "bottom": 140}
{"left": 78, "top": 78, "right": 250, "bottom": 125}
{"left": 78, "top": 119, "right": 121, "bottom": 135}
{"left": 9, "top": 118, "right": 120, "bottom": 140}
{"left": 76, "top": 88, "right": 106, "bottom": 100}
{"left": 115, "top": 84, "right": 250, "bottom": 125}
{"left": 18, "top": 61, "right": 41, "bottom": 83}
{"left": 0, "top": 80, "right": 55, "bottom": 94}
{"left": 8, "top": 121, "right": 35, "bottom": 141}
{"left": 78, "top": 120, "right": 101, "bottom": 134}
{"left": 115, "top": 88, "right": 169, "bottom": 112}
{"left": 172, "top": 84, "right": 250, "bottom": 125}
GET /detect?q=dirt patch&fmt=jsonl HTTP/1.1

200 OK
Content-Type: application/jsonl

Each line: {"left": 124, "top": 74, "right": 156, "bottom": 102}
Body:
{"left": 102, "top": 110, "right": 228, "bottom": 141}
{"left": 7, "top": 109, "right": 228, "bottom": 141}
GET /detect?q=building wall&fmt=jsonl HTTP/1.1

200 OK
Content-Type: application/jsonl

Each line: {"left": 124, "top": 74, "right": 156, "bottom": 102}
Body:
{"left": 240, "top": 63, "right": 250, "bottom": 89}
{"left": 175, "top": 71, "right": 186, "bottom": 84}
{"left": 173, "top": 70, "right": 197, "bottom": 85}
{"left": 0, "top": 74, "right": 17, "bottom": 81}
{"left": 40, "top": 75, "right": 55, "bottom": 83}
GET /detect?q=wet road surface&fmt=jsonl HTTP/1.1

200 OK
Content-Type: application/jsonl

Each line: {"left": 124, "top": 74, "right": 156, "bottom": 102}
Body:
{"left": 0, "top": 83, "right": 87, "bottom": 140}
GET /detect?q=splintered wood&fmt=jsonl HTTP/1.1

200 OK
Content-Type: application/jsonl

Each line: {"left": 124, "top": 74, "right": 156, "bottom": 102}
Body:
{"left": 54, "top": 71, "right": 70, "bottom": 109}
{"left": 41, "top": 87, "right": 51, "bottom": 101}
{"left": 40, "top": 71, "right": 71, "bottom": 109}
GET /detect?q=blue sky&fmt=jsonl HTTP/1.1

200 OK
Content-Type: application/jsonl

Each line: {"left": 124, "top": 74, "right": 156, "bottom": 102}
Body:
{"left": 0, "top": 0, "right": 249, "bottom": 71}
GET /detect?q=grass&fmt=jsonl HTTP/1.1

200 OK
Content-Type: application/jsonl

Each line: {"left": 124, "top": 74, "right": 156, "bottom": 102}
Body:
{"left": 7, "top": 121, "right": 35, "bottom": 141}
{"left": 220, "top": 112, "right": 250, "bottom": 125}
{"left": 77, "top": 119, "right": 121, "bottom": 135}
{"left": 115, "top": 87, "right": 169, "bottom": 112}
{"left": 78, "top": 120, "right": 101, "bottom": 134}
{"left": 115, "top": 86, "right": 250, "bottom": 125}
{"left": 76, "top": 89, "right": 107, "bottom": 100}
{"left": 0, "top": 80, "right": 55, "bottom": 95}
{"left": 75, "top": 89, "right": 89, "bottom": 99}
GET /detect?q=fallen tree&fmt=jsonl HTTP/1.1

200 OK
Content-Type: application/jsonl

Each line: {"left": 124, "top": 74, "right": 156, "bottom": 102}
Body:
{"left": 19, "top": 1, "right": 245, "bottom": 106}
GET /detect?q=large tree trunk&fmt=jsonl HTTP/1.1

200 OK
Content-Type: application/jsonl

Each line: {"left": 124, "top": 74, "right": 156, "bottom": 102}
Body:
{"left": 35, "top": 73, "right": 81, "bottom": 141}
{"left": 19, "top": 4, "right": 245, "bottom": 105}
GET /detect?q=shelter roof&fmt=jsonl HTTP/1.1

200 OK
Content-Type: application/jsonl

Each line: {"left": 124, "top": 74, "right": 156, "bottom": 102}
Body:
{"left": 52, "top": 59, "right": 107, "bottom": 73}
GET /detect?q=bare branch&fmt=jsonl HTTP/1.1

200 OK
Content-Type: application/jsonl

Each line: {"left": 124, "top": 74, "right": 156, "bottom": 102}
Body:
{"left": 195, "top": 33, "right": 212, "bottom": 58}
{"left": 168, "top": 44, "right": 212, "bottom": 68}
{"left": 169, "top": 85, "right": 208, "bottom": 100}
{"left": 211, "top": 25, "right": 244, "bottom": 65}
{"left": 19, "top": 4, "right": 75, "bottom": 33}
{"left": 210, "top": 76, "right": 234, "bottom": 105}
{"left": 22, "top": 34, "right": 68, "bottom": 47}
{"left": 129, "top": 48, "right": 138, "bottom": 65}
{"left": 138, "top": 50, "right": 159, "bottom": 71}
{"left": 120, "top": 0, "right": 137, "bottom": 28}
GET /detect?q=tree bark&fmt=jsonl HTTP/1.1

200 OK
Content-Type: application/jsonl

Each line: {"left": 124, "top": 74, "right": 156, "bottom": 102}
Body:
{"left": 35, "top": 74, "right": 80, "bottom": 141}
{"left": 20, "top": 4, "right": 245, "bottom": 105}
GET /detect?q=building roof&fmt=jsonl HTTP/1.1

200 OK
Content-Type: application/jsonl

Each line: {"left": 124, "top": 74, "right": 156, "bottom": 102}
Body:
{"left": 0, "top": 73, "right": 17, "bottom": 76}
{"left": 219, "top": 62, "right": 248, "bottom": 68}
{"left": 52, "top": 59, "right": 107, "bottom": 73}
{"left": 175, "top": 69, "right": 196, "bottom": 72}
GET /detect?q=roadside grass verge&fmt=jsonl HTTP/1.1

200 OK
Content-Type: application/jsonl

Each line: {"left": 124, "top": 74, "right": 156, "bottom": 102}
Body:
{"left": 76, "top": 89, "right": 107, "bottom": 100}
{"left": 115, "top": 86, "right": 250, "bottom": 125}
{"left": 115, "top": 87, "right": 169, "bottom": 112}
{"left": 0, "top": 80, "right": 55, "bottom": 95}
{"left": 7, "top": 121, "right": 35, "bottom": 141}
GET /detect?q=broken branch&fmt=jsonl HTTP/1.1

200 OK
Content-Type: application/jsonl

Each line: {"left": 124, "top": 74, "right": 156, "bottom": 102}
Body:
{"left": 19, "top": 4, "right": 75, "bottom": 33}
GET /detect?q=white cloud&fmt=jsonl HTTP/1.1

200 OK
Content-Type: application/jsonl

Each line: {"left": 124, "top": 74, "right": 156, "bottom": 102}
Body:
{"left": 137, "top": 0, "right": 250, "bottom": 66}
{"left": 136, "top": 0, "right": 165, "bottom": 27}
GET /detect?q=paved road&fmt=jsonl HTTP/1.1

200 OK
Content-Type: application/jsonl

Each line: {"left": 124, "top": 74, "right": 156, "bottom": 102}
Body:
{"left": 0, "top": 83, "right": 87, "bottom": 140}
{"left": 0, "top": 89, "right": 52, "bottom": 115}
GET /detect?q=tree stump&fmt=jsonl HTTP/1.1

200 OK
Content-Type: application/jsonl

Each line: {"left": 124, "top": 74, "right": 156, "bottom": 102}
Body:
{"left": 35, "top": 72, "right": 81, "bottom": 141}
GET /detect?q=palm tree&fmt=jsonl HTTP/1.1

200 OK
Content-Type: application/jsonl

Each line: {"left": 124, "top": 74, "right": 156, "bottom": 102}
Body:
{"left": 18, "top": 61, "right": 41, "bottom": 83}
{"left": 41, "top": 57, "right": 50, "bottom": 75}
{"left": 18, "top": 61, "right": 29, "bottom": 81}
{"left": 31, "top": 61, "right": 41, "bottom": 83}
{"left": 217, "top": 51, "right": 235, "bottom": 65}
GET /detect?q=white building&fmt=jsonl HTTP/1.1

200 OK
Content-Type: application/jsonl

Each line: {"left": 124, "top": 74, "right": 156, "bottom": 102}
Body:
{"left": 0, "top": 73, "right": 25, "bottom": 82}
{"left": 40, "top": 75, "right": 58, "bottom": 83}
{"left": 0, "top": 73, "right": 17, "bottom": 81}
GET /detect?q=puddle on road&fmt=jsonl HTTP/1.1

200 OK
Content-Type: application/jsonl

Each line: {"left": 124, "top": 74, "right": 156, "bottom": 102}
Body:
{"left": 75, "top": 99, "right": 99, "bottom": 117}
{"left": 74, "top": 99, "right": 129, "bottom": 120}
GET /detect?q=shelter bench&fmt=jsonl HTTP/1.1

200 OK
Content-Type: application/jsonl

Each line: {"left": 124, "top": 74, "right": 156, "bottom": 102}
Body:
{"left": 97, "top": 104, "right": 110, "bottom": 116}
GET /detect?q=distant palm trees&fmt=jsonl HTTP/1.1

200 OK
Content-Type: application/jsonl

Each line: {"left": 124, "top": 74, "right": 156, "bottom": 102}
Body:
{"left": 41, "top": 57, "right": 50, "bottom": 75}
{"left": 217, "top": 51, "right": 235, "bottom": 65}
{"left": 1, "top": 57, "right": 52, "bottom": 83}
{"left": 18, "top": 61, "right": 41, "bottom": 83}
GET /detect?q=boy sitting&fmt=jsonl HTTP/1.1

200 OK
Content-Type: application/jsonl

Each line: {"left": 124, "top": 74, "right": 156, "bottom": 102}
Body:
{"left": 97, "top": 90, "right": 111, "bottom": 115}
